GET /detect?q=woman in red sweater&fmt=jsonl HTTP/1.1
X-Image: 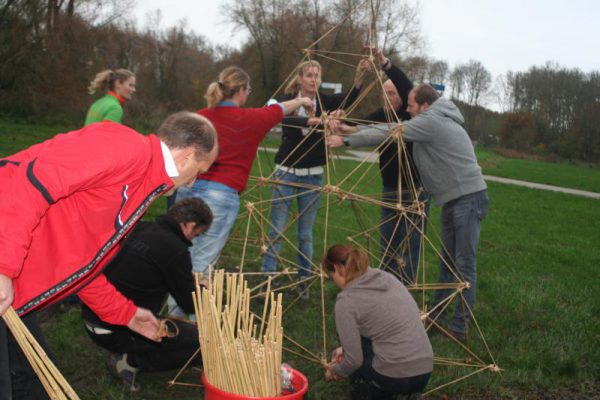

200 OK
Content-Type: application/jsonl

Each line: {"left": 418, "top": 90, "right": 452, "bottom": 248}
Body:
{"left": 169, "top": 66, "right": 311, "bottom": 318}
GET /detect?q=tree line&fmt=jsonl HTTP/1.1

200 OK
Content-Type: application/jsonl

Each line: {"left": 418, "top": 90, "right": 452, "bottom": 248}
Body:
{"left": 0, "top": 0, "right": 598, "bottom": 162}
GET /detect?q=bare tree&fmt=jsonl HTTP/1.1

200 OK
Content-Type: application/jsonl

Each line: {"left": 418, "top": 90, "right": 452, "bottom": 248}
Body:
{"left": 399, "top": 56, "right": 428, "bottom": 83}
{"left": 463, "top": 59, "right": 491, "bottom": 106}
{"left": 374, "top": 0, "right": 422, "bottom": 57}
{"left": 222, "top": 0, "right": 291, "bottom": 90}
{"left": 449, "top": 64, "right": 467, "bottom": 101}
{"left": 427, "top": 59, "right": 448, "bottom": 85}
{"left": 77, "top": 0, "right": 133, "bottom": 27}
{"left": 493, "top": 71, "right": 515, "bottom": 112}
{"left": 222, "top": 0, "right": 424, "bottom": 93}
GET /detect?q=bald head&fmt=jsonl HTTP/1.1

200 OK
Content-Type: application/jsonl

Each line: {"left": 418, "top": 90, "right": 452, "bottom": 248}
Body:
{"left": 383, "top": 80, "right": 402, "bottom": 111}
{"left": 157, "top": 112, "right": 219, "bottom": 192}
{"left": 157, "top": 111, "right": 217, "bottom": 160}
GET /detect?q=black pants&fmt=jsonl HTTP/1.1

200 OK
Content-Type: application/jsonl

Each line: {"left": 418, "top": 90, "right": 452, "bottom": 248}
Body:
{"left": 350, "top": 337, "right": 431, "bottom": 400}
{"left": 84, "top": 319, "right": 201, "bottom": 372}
{"left": 0, "top": 313, "right": 50, "bottom": 400}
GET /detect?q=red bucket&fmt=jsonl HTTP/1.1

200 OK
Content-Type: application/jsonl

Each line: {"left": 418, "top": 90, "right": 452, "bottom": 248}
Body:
{"left": 202, "top": 369, "right": 308, "bottom": 400}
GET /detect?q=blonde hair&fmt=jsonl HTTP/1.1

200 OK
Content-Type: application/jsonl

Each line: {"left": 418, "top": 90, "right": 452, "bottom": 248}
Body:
{"left": 284, "top": 60, "right": 322, "bottom": 95}
{"left": 323, "top": 244, "right": 369, "bottom": 284}
{"left": 88, "top": 69, "right": 134, "bottom": 95}
{"left": 205, "top": 66, "right": 250, "bottom": 109}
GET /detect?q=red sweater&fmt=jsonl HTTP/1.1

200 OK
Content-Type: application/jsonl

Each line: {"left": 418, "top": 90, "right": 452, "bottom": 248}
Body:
{"left": 198, "top": 103, "right": 283, "bottom": 192}
{"left": 0, "top": 123, "right": 173, "bottom": 325}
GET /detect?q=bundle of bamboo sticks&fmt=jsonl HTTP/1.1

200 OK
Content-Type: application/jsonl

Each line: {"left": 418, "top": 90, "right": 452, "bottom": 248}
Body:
{"left": 2, "top": 307, "right": 79, "bottom": 400}
{"left": 193, "top": 270, "right": 284, "bottom": 397}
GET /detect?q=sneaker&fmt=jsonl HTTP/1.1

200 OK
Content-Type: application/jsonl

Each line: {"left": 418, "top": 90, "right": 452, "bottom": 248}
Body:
{"left": 108, "top": 353, "right": 140, "bottom": 391}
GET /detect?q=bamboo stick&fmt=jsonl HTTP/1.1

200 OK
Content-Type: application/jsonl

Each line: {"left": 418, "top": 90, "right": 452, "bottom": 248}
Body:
{"left": 2, "top": 307, "right": 80, "bottom": 399}
{"left": 194, "top": 272, "right": 284, "bottom": 397}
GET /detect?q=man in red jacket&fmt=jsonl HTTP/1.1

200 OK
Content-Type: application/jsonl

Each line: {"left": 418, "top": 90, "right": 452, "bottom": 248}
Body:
{"left": 0, "top": 111, "right": 217, "bottom": 399}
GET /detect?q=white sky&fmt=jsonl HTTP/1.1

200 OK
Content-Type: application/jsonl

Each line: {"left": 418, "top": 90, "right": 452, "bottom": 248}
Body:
{"left": 419, "top": 0, "right": 600, "bottom": 77}
{"left": 132, "top": 0, "right": 600, "bottom": 80}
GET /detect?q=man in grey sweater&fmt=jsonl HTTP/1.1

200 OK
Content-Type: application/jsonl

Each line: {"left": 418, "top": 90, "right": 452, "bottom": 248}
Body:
{"left": 328, "top": 84, "right": 489, "bottom": 340}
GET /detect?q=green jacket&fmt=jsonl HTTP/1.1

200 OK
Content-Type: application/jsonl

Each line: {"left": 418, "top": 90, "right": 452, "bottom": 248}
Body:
{"left": 84, "top": 94, "right": 124, "bottom": 125}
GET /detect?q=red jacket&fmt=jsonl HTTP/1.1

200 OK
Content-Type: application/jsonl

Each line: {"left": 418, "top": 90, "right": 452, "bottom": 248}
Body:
{"left": 0, "top": 122, "right": 173, "bottom": 325}
{"left": 198, "top": 104, "right": 283, "bottom": 192}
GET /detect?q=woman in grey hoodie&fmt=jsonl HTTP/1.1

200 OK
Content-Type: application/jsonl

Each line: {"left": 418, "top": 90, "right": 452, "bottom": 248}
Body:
{"left": 322, "top": 244, "right": 433, "bottom": 399}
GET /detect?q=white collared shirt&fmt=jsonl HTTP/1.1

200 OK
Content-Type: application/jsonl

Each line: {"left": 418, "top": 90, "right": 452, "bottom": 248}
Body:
{"left": 160, "top": 141, "right": 179, "bottom": 178}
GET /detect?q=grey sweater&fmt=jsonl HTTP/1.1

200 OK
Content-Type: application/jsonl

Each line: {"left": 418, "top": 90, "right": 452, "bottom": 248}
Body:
{"left": 351, "top": 97, "right": 486, "bottom": 205}
{"left": 332, "top": 268, "right": 433, "bottom": 378}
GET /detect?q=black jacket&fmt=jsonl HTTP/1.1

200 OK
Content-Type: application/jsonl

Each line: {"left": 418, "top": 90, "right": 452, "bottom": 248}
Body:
{"left": 364, "top": 64, "right": 422, "bottom": 189}
{"left": 274, "top": 87, "right": 361, "bottom": 168}
{"left": 82, "top": 215, "right": 196, "bottom": 328}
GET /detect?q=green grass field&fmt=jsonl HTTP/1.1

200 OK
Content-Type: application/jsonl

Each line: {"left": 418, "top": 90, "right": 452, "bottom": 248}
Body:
{"left": 476, "top": 147, "right": 600, "bottom": 193}
{"left": 1, "top": 120, "right": 599, "bottom": 399}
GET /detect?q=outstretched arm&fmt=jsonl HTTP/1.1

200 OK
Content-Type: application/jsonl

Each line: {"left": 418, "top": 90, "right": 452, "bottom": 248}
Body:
{"left": 281, "top": 116, "right": 321, "bottom": 128}
{"left": 327, "top": 122, "right": 394, "bottom": 149}
{"left": 279, "top": 97, "right": 314, "bottom": 115}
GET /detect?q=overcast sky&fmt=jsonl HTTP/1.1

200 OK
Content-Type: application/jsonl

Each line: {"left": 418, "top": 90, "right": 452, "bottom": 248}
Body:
{"left": 133, "top": 0, "right": 600, "bottom": 80}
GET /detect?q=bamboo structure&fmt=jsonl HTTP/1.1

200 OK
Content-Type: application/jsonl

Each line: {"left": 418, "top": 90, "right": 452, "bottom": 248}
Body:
{"left": 194, "top": 270, "right": 284, "bottom": 397}
{"left": 2, "top": 307, "right": 80, "bottom": 400}
{"left": 169, "top": 0, "right": 501, "bottom": 393}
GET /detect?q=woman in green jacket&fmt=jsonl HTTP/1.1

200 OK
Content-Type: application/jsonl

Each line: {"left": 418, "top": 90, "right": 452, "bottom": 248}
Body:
{"left": 84, "top": 69, "right": 136, "bottom": 125}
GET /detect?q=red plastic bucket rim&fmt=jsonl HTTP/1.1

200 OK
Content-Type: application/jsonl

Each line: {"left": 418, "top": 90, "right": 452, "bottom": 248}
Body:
{"left": 201, "top": 368, "right": 308, "bottom": 399}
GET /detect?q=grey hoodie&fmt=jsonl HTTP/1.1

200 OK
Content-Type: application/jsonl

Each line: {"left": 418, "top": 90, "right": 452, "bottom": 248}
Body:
{"left": 353, "top": 97, "right": 486, "bottom": 205}
{"left": 332, "top": 268, "right": 433, "bottom": 378}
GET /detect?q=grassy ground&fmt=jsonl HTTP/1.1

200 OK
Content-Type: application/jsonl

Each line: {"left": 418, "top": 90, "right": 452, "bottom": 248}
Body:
{"left": 264, "top": 132, "right": 600, "bottom": 194}
{"left": 2, "top": 120, "right": 599, "bottom": 399}
{"left": 476, "top": 147, "right": 600, "bottom": 193}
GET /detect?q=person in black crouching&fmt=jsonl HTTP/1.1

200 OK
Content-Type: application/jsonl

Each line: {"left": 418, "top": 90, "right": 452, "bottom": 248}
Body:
{"left": 81, "top": 198, "right": 212, "bottom": 391}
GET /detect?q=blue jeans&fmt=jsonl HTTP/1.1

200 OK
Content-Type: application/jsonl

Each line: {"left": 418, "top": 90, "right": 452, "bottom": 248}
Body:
{"left": 167, "top": 179, "right": 239, "bottom": 317}
{"left": 380, "top": 187, "right": 430, "bottom": 285}
{"left": 432, "top": 189, "right": 489, "bottom": 334}
{"left": 261, "top": 170, "right": 323, "bottom": 278}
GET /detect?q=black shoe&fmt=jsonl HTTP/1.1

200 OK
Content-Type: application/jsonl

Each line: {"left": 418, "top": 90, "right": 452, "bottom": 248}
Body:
{"left": 297, "top": 283, "right": 310, "bottom": 300}
{"left": 349, "top": 378, "right": 371, "bottom": 400}
{"left": 108, "top": 353, "right": 140, "bottom": 391}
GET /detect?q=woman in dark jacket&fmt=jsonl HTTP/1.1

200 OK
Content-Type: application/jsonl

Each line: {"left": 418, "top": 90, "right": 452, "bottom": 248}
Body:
{"left": 261, "top": 58, "right": 369, "bottom": 298}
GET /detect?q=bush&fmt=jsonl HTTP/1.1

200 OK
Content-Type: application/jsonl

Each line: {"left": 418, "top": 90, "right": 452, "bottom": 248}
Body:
{"left": 498, "top": 112, "right": 536, "bottom": 150}
{"left": 561, "top": 102, "right": 600, "bottom": 162}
